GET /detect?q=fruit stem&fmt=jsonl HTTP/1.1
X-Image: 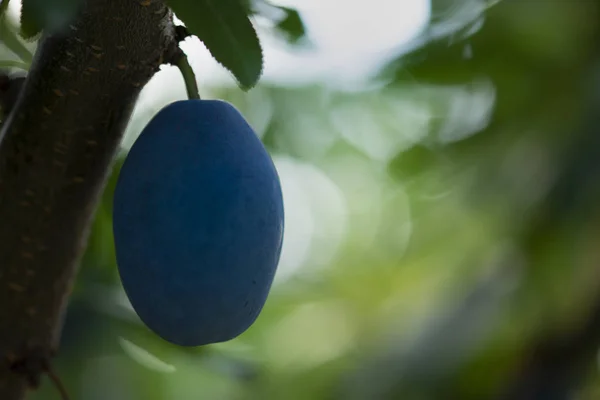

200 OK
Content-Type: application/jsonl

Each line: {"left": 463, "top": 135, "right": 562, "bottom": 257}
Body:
{"left": 174, "top": 47, "right": 200, "bottom": 100}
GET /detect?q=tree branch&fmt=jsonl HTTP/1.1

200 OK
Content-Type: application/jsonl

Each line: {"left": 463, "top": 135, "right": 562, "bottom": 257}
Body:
{"left": 0, "top": 1, "right": 178, "bottom": 398}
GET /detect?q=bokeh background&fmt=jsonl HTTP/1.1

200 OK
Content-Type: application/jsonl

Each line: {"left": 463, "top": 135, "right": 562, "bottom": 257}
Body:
{"left": 2, "top": 0, "right": 600, "bottom": 398}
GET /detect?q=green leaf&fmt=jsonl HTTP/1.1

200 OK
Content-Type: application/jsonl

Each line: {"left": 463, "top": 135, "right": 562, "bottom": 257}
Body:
{"left": 0, "top": 60, "right": 29, "bottom": 70}
{"left": 20, "top": 0, "right": 41, "bottom": 39}
{"left": 250, "top": 1, "right": 305, "bottom": 44}
{"left": 0, "top": 12, "right": 34, "bottom": 63}
{"left": 165, "top": 0, "right": 264, "bottom": 90}
{"left": 274, "top": 6, "right": 305, "bottom": 43}
{"left": 20, "top": 0, "right": 85, "bottom": 39}
{"left": 0, "top": 0, "right": 10, "bottom": 17}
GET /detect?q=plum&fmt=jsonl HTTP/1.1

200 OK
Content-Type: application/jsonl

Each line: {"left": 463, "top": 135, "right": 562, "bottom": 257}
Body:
{"left": 112, "top": 99, "right": 284, "bottom": 347}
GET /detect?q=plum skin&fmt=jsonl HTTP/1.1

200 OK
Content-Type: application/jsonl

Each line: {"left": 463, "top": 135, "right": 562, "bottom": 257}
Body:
{"left": 112, "top": 99, "right": 285, "bottom": 347}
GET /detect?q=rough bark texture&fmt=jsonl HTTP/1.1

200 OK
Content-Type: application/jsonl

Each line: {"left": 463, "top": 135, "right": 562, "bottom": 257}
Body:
{"left": 0, "top": 1, "right": 177, "bottom": 398}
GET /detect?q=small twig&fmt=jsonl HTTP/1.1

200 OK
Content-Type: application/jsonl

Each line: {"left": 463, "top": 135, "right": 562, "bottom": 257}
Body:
{"left": 7, "top": 348, "right": 70, "bottom": 400}
{"left": 42, "top": 361, "right": 70, "bottom": 400}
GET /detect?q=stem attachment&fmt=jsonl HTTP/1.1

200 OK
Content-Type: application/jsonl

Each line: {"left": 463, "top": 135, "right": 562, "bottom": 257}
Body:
{"left": 173, "top": 47, "right": 200, "bottom": 100}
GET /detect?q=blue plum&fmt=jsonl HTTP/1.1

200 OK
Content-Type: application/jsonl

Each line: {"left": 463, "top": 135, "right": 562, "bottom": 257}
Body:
{"left": 112, "top": 99, "right": 285, "bottom": 347}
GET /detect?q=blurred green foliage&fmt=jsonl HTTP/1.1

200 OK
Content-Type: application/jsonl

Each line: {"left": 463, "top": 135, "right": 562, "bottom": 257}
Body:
{"left": 3, "top": 0, "right": 600, "bottom": 398}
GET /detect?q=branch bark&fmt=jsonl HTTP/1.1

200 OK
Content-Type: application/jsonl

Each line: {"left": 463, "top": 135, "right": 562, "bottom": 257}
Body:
{"left": 0, "top": 1, "right": 177, "bottom": 398}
